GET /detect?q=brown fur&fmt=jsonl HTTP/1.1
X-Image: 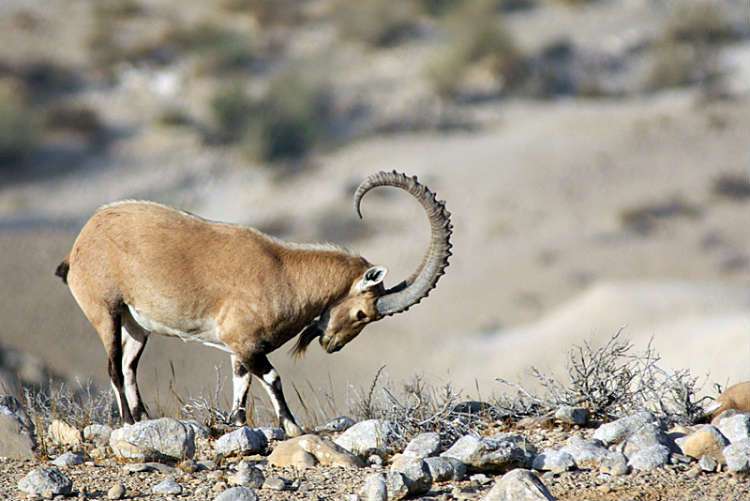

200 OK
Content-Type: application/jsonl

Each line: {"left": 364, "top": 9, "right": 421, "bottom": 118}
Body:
{"left": 710, "top": 382, "right": 750, "bottom": 422}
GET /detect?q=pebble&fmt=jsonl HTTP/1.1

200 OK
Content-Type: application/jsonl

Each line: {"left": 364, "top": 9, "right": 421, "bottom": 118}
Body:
{"left": 107, "top": 482, "right": 126, "bottom": 500}
{"left": 152, "top": 477, "right": 182, "bottom": 495}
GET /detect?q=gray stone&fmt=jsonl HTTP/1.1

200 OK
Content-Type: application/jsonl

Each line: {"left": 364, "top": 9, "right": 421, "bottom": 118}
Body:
{"left": 723, "top": 439, "right": 750, "bottom": 472}
{"left": 384, "top": 471, "right": 409, "bottom": 500}
{"left": 152, "top": 478, "right": 182, "bottom": 495}
{"left": 390, "top": 455, "right": 431, "bottom": 495}
{"left": 531, "top": 449, "right": 575, "bottom": 473}
{"left": 471, "top": 473, "right": 492, "bottom": 484}
{"left": 717, "top": 413, "right": 750, "bottom": 444}
{"left": 554, "top": 406, "right": 588, "bottom": 426}
{"left": 263, "top": 476, "right": 291, "bottom": 491}
{"left": 107, "top": 482, "right": 126, "bottom": 500}
{"left": 593, "top": 411, "right": 656, "bottom": 445}
{"left": 441, "top": 434, "right": 536, "bottom": 472}
{"left": 599, "top": 452, "right": 629, "bottom": 476}
{"left": 182, "top": 420, "right": 211, "bottom": 439}
{"left": 315, "top": 416, "right": 356, "bottom": 433}
{"left": 51, "top": 451, "right": 84, "bottom": 467}
{"left": 258, "top": 427, "right": 285, "bottom": 441}
{"left": 83, "top": 424, "right": 112, "bottom": 446}
{"left": 0, "top": 396, "right": 35, "bottom": 459}
{"left": 481, "top": 469, "right": 555, "bottom": 501}
{"left": 424, "top": 456, "right": 467, "bottom": 481}
{"left": 699, "top": 454, "right": 718, "bottom": 472}
{"left": 560, "top": 436, "right": 609, "bottom": 469}
{"left": 334, "top": 420, "right": 399, "bottom": 457}
{"left": 214, "top": 427, "right": 268, "bottom": 456}
{"left": 17, "top": 467, "right": 73, "bottom": 497}
{"left": 214, "top": 486, "right": 259, "bottom": 501}
{"left": 627, "top": 444, "right": 670, "bottom": 471}
{"left": 403, "top": 432, "right": 441, "bottom": 459}
{"left": 623, "top": 422, "right": 672, "bottom": 457}
{"left": 359, "top": 473, "right": 387, "bottom": 501}
{"left": 123, "top": 461, "right": 177, "bottom": 474}
{"left": 110, "top": 418, "right": 195, "bottom": 461}
{"left": 228, "top": 461, "right": 265, "bottom": 488}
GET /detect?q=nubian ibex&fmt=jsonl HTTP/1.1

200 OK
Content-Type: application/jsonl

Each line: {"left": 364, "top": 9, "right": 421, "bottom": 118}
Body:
{"left": 55, "top": 171, "right": 453, "bottom": 436}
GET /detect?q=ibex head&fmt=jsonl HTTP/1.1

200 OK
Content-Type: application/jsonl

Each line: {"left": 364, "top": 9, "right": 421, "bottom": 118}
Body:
{"left": 292, "top": 171, "right": 453, "bottom": 356}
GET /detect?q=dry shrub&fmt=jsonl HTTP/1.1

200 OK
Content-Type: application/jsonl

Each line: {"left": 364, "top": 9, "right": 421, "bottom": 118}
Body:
{"left": 711, "top": 172, "right": 750, "bottom": 202}
{"left": 23, "top": 379, "right": 116, "bottom": 433}
{"left": 664, "top": 2, "right": 738, "bottom": 45}
{"left": 619, "top": 196, "right": 702, "bottom": 234}
{"left": 335, "top": 0, "right": 419, "bottom": 48}
{"left": 0, "top": 82, "right": 38, "bottom": 168}
{"left": 220, "top": 0, "right": 307, "bottom": 27}
{"left": 495, "top": 330, "right": 708, "bottom": 425}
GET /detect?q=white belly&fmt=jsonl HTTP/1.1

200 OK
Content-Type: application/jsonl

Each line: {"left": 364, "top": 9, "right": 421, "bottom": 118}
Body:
{"left": 125, "top": 304, "right": 233, "bottom": 353}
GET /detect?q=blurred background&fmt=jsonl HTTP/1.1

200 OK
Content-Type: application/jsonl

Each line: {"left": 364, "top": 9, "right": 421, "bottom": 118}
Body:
{"left": 1, "top": 0, "right": 750, "bottom": 424}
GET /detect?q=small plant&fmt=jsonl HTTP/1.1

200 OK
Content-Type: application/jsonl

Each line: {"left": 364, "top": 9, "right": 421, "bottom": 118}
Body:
{"left": 619, "top": 196, "right": 702, "bottom": 234}
{"left": 0, "top": 84, "right": 38, "bottom": 168}
{"left": 335, "top": 0, "right": 419, "bottom": 48}
{"left": 712, "top": 172, "right": 750, "bottom": 202}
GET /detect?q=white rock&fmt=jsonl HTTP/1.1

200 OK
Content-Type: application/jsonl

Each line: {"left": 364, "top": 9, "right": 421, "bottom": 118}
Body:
{"left": 560, "top": 436, "right": 609, "bottom": 469}
{"left": 627, "top": 445, "right": 670, "bottom": 471}
{"left": 424, "top": 456, "right": 466, "bottom": 481}
{"left": 554, "top": 406, "right": 588, "bottom": 426}
{"left": 52, "top": 451, "right": 84, "bottom": 467}
{"left": 384, "top": 471, "right": 409, "bottom": 500}
{"left": 593, "top": 411, "right": 655, "bottom": 446}
{"left": 390, "top": 455, "right": 431, "bottom": 495}
{"left": 214, "top": 427, "right": 267, "bottom": 456}
{"left": 48, "top": 419, "right": 82, "bottom": 448}
{"left": 723, "top": 439, "right": 750, "bottom": 472}
{"left": 107, "top": 482, "right": 126, "bottom": 500}
{"left": 110, "top": 418, "right": 195, "bottom": 461}
{"left": 213, "top": 486, "right": 259, "bottom": 501}
{"left": 17, "top": 467, "right": 73, "bottom": 497}
{"left": 84, "top": 424, "right": 112, "bottom": 446}
{"left": 482, "top": 469, "right": 555, "bottom": 501}
{"left": 334, "top": 420, "right": 398, "bottom": 457}
{"left": 359, "top": 473, "right": 387, "bottom": 501}
{"left": 152, "top": 478, "right": 182, "bottom": 495}
{"left": 315, "top": 416, "right": 356, "bottom": 433}
{"left": 403, "top": 432, "right": 441, "bottom": 458}
{"left": 717, "top": 413, "right": 750, "bottom": 444}
{"left": 441, "top": 434, "right": 536, "bottom": 472}
{"left": 532, "top": 449, "right": 575, "bottom": 473}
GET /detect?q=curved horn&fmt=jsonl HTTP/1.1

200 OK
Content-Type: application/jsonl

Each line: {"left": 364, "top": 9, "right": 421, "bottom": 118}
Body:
{"left": 354, "top": 170, "right": 453, "bottom": 317}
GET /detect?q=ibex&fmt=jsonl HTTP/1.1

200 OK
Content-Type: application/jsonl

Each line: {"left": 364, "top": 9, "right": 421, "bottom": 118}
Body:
{"left": 55, "top": 171, "right": 452, "bottom": 436}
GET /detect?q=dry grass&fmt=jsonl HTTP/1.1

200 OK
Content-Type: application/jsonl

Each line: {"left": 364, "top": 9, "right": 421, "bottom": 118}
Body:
{"left": 334, "top": 0, "right": 419, "bottom": 48}
{"left": 0, "top": 82, "right": 38, "bottom": 168}
{"left": 711, "top": 172, "right": 750, "bottom": 202}
{"left": 619, "top": 197, "right": 702, "bottom": 235}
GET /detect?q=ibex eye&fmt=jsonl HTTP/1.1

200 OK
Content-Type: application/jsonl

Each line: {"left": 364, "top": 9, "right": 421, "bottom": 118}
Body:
{"left": 356, "top": 310, "right": 367, "bottom": 321}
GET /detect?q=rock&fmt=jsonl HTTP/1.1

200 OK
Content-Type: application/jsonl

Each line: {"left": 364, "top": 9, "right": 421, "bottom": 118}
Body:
{"left": 228, "top": 461, "right": 265, "bottom": 488}
{"left": 403, "top": 432, "right": 441, "bottom": 459}
{"left": 368, "top": 454, "right": 384, "bottom": 467}
{"left": 593, "top": 411, "right": 655, "bottom": 446}
{"left": 83, "top": 424, "right": 112, "bottom": 446}
{"left": 17, "top": 467, "right": 73, "bottom": 497}
{"left": 675, "top": 425, "right": 728, "bottom": 463}
{"left": 0, "top": 396, "right": 35, "bottom": 459}
{"left": 152, "top": 478, "right": 182, "bottom": 495}
{"left": 599, "top": 451, "right": 629, "bottom": 476}
{"left": 623, "top": 422, "right": 673, "bottom": 457}
{"left": 182, "top": 420, "right": 211, "bottom": 439}
{"left": 263, "top": 475, "right": 290, "bottom": 491}
{"left": 214, "top": 486, "right": 259, "bottom": 501}
{"left": 51, "top": 451, "right": 84, "bottom": 467}
{"left": 560, "top": 436, "right": 609, "bottom": 469}
{"left": 258, "top": 427, "right": 285, "bottom": 441}
{"left": 107, "top": 482, "right": 126, "bottom": 500}
{"left": 471, "top": 473, "right": 492, "bottom": 485}
{"left": 424, "top": 456, "right": 467, "bottom": 481}
{"left": 178, "top": 458, "right": 199, "bottom": 473}
{"left": 717, "top": 413, "right": 750, "bottom": 444}
{"left": 627, "top": 444, "right": 670, "bottom": 471}
{"left": 384, "top": 472, "right": 409, "bottom": 500}
{"left": 123, "top": 462, "right": 177, "bottom": 474}
{"left": 723, "top": 439, "right": 750, "bottom": 472}
{"left": 531, "top": 449, "right": 575, "bottom": 473}
{"left": 334, "top": 420, "right": 399, "bottom": 457}
{"left": 359, "top": 473, "right": 387, "bottom": 501}
{"left": 518, "top": 416, "right": 555, "bottom": 429}
{"left": 699, "top": 454, "right": 718, "bottom": 472}
{"left": 214, "top": 427, "right": 268, "bottom": 456}
{"left": 390, "top": 454, "right": 432, "bottom": 495}
{"left": 269, "top": 434, "right": 364, "bottom": 468}
{"left": 315, "top": 416, "right": 356, "bottom": 433}
{"left": 441, "top": 434, "right": 536, "bottom": 472}
{"left": 554, "top": 406, "right": 588, "bottom": 426}
{"left": 110, "top": 418, "right": 195, "bottom": 461}
{"left": 48, "top": 419, "right": 82, "bottom": 448}
{"left": 482, "top": 469, "right": 555, "bottom": 501}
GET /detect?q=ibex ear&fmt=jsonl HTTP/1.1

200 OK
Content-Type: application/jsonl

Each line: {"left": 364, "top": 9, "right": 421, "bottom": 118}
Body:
{"left": 357, "top": 266, "right": 388, "bottom": 292}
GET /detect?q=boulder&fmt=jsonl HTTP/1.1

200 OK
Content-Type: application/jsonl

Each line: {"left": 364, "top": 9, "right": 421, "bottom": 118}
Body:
{"left": 554, "top": 406, "right": 588, "bottom": 426}
{"left": 717, "top": 413, "right": 750, "bottom": 444}
{"left": 675, "top": 425, "right": 728, "bottom": 463}
{"left": 228, "top": 461, "right": 265, "bottom": 488}
{"left": 560, "top": 436, "right": 609, "bottom": 469}
{"left": 723, "top": 439, "right": 750, "bottom": 473}
{"left": 269, "top": 434, "right": 363, "bottom": 468}
{"left": 315, "top": 416, "right": 356, "bottom": 433}
{"left": 593, "top": 411, "right": 655, "bottom": 446}
{"left": 334, "top": 420, "right": 399, "bottom": 457}
{"left": 482, "top": 469, "right": 555, "bottom": 501}
{"left": 384, "top": 472, "right": 409, "bottom": 500}
{"left": 48, "top": 419, "right": 82, "bottom": 448}
{"left": 214, "top": 486, "right": 259, "bottom": 501}
{"left": 110, "top": 418, "right": 195, "bottom": 461}
{"left": 84, "top": 424, "right": 112, "bottom": 446}
{"left": 622, "top": 422, "right": 673, "bottom": 457}
{"left": 52, "top": 451, "right": 84, "bottom": 467}
{"left": 627, "top": 445, "right": 670, "bottom": 471}
{"left": 258, "top": 427, "right": 285, "bottom": 441}
{"left": 182, "top": 420, "right": 211, "bottom": 439}
{"left": 17, "top": 466, "right": 73, "bottom": 497}
{"left": 152, "top": 478, "right": 182, "bottom": 495}
{"left": 531, "top": 449, "right": 575, "bottom": 473}
{"left": 359, "top": 473, "right": 387, "bottom": 501}
{"left": 424, "top": 456, "right": 467, "bottom": 481}
{"left": 599, "top": 451, "right": 629, "bottom": 476}
{"left": 389, "top": 454, "right": 432, "bottom": 495}
{"left": 214, "top": 427, "right": 267, "bottom": 457}
{"left": 441, "top": 434, "right": 536, "bottom": 472}
{"left": 403, "top": 432, "right": 441, "bottom": 458}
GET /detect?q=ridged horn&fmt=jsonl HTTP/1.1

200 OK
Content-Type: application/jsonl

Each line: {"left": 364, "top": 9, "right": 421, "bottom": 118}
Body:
{"left": 354, "top": 170, "right": 453, "bottom": 317}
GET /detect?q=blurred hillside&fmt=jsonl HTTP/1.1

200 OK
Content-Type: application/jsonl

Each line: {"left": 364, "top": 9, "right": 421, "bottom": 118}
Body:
{"left": 1, "top": 0, "right": 750, "bottom": 423}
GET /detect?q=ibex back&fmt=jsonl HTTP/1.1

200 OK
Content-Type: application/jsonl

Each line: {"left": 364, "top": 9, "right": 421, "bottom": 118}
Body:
{"left": 56, "top": 171, "right": 452, "bottom": 436}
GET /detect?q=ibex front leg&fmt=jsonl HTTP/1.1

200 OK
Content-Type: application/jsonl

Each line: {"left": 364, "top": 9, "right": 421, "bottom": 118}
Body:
{"left": 248, "top": 354, "right": 303, "bottom": 437}
{"left": 229, "top": 354, "right": 251, "bottom": 426}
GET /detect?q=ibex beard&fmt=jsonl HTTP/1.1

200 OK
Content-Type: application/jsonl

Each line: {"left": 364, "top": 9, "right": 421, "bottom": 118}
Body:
{"left": 55, "top": 171, "right": 452, "bottom": 437}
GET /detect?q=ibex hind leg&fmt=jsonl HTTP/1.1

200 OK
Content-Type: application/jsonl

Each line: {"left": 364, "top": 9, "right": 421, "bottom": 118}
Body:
{"left": 248, "top": 354, "right": 303, "bottom": 437}
{"left": 94, "top": 311, "right": 134, "bottom": 425}
{"left": 121, "top": 314, "right": 150, "bottom": 421}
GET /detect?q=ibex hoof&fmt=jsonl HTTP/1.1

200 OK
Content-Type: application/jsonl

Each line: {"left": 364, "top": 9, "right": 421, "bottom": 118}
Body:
{"left": 230, "top": 409, "right": 247, "bottom": 426}
{"left": 282, "top": 419, "right": 304, "bottom": 438}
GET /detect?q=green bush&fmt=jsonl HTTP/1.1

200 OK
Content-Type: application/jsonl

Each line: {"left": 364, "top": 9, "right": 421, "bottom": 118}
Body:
{"left": 0, "top": 85, "right": 38, "bottom": 167}
{"left": 335, "top": 0, "right": 418, "bottom": 47}
{"left": 210, "top": 74, "right": 332, "bottom": 162}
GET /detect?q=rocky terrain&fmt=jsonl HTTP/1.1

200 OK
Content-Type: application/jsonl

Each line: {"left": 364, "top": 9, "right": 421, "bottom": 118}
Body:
{"left": 4, "top": 392, "right": 750, "bottom": 500}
